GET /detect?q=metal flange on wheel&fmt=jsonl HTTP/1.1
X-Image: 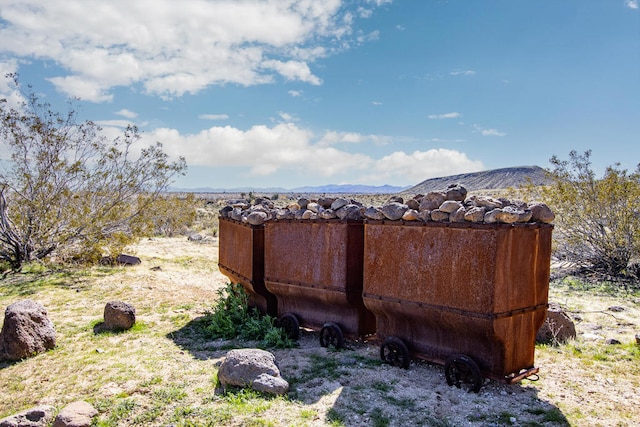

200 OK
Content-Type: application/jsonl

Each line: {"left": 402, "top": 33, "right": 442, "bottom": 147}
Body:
{"left": 319, "top": 322, "right": 344, "bottom": 349}
{"left": 380, "top": 336, "right": 410, "bottom": 369}
{"left": 277, "top": 313, "right": 300, "bottom": 340}
{"left": 445, "top": 353, "right": 483, "bottom": 393}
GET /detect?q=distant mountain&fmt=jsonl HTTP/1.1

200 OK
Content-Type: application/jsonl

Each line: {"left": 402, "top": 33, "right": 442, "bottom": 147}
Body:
{"left": 290, "top": 184, "right": 408, "bottom": 194}
{"left": 402, "top": 165, "right": 550, "bottom": 195}
{"left": 170, "top": 166, "right": 549, "bottom": 195}
{"left": 169, "top": 184, "right": 407, "bottom": 194}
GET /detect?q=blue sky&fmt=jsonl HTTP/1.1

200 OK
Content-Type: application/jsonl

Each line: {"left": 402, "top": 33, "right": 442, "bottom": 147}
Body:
{"left": 1, "top": 0, "right": 638, "bottom": 190}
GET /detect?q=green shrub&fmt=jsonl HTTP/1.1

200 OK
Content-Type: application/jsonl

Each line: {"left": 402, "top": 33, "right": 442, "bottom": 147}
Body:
{"left": 201, "top": 283, "right": 294, "bottom": 349}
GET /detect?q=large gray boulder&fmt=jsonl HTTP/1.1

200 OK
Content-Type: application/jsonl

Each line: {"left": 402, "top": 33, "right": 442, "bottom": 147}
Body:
{"left": 0, "top": 405, "right": 55, "bottom": 427}
{"left": 218, "top": 348, "right": 289, "bottom": 395}
{"left": 0, "top": 300, "right": 56, "bottom": 361}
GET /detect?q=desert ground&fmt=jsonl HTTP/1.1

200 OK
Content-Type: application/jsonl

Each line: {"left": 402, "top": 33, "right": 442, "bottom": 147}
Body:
{"left": 0, "top": 235, "right": 639, "bottom": 427}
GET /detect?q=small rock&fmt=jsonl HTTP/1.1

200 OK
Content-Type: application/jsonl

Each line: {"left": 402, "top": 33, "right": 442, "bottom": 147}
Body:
{"left": 605, "top": 338, "right": 621, "bottom": 345}
{"left": 406, "top": 199, "right": 420, "bottom": 210}
{"left": 430, "top": 209, "right": 449, "bottom": 222}
{"left": 464, "top": 206, "right": 485, "bottom": 223}
{"left": 635, "top": 333, "right": 640, "bottom": 345}
{"left": 297, "top": 198, "right": 310, "bottom": 209}
{"left": 364, "top": 207, "right": 385, "bottom": 220}
{"left": 445, "top": 184, "right": 467, "bottom": 201}
{"left": 115, "top": 254, "right": 141, "bottom": 265}
{"left": 608, "top": 306, "right": 625, "bottom": 312}
{"left": 330, "top": 198, "right": 349, "bottom": 211}
{"left": 318, "top": 209, "right": 337, "bottom": 219}
{"left": 306, "top": 202, "right": 321, "bottom": 213}
{"left": 401, "top": 209, "right": 420, "bottom": 221}
{"left": 449, "top": 206, "right": 466, "bottom": 222}
{"left": 439, "top": 200, "right": 462, "bottom": 214}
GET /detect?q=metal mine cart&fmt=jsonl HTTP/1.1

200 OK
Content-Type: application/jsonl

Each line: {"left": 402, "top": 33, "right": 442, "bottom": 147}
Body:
{"left": 218, "top": 216, "right": 278, "bottom": 317}
{"left": 362, "top": 220, "right": 553, "bottom": 392}
{"left": 264, "top": 219, "right": 376, "bottom": 348}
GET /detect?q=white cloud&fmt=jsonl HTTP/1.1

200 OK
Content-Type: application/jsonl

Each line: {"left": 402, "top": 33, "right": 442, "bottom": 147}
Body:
{"left": 481, "top": 128, "right": 506, "bottom": 136}
{"left": 95, "top": 119, "right": 136, "bottom": 128}
{"left": 277, "top": 111, "right": 298, "bottom": 122}
{"left": 116, "top": 109, "right": 138, "bottom": 119}
{"left": 0, "top": 0, "right": 384, "bottom": 101}
{"left": 474, "top": 124, "right": 506, "bottom": 137}
{"left": 450, "top": 70, "right": 476, "bottom": 76}
{"left": 288, "top": 90, "right": 303, "bottom": 97}
{"left": 428, "top": 112, "right": 462, "bottom": 120}
{"left": 199, "top": 114, "right": 229, "bottom": 121}
{"left": 625, "top": 0, "right": 638, "bottom": 9}
{"left": 360, "top": 149, "right": 484, "bottom": 184}
{"left": 123, "top": 122, "right": 484, "bottom": 186}
{"left": 372, "top": 101, "right": 383, "bottom": 105}
{"left": 143, "top": 123, "right": 371, "bottom": 177}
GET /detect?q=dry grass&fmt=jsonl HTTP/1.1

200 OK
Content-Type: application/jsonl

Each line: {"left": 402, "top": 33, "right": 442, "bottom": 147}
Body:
{"left": 0, "top": 237, "right": 639, "bottom": 426}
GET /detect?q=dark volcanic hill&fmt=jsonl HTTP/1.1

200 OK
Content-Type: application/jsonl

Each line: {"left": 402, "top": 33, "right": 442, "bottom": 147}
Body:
{"left": 402, "top": 165, "right": 550, "bottom": 195}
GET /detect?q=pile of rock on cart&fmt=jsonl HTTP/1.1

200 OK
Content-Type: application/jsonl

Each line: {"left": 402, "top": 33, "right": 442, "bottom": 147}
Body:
{"left": 218, "top": 184, "right": 555, "bottom": 226}
{"left": 217, "top": 184, "right": 555, "bottom": 393}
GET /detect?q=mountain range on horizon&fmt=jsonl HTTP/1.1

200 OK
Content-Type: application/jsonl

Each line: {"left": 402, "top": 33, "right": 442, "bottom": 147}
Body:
{"left": 171, "top": 165, "right": 549, "bottom": 194}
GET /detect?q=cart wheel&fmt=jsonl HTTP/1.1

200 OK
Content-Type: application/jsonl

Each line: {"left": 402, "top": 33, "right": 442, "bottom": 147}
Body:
{"left": 380, "top": 337, "right": 410, "bottom": 369}
{"left": 319, "top": 322, "right": 344, "bottom": 349}
{"left": 445, "top": 354, "right": 482, "bottom": 393}
{"left": 278, "top": 313, "right": 300, "bottom": 340}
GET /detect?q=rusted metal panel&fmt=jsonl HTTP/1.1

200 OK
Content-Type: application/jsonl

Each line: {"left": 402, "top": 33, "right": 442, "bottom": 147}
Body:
{"left": 264, "top": 219, "right": 375, "bottom": 339}
{"left": 363, "top": 220, "right": 553, "bottom": 379}
{"left": 218, "top": 216, "right": 277, "bottom": 316}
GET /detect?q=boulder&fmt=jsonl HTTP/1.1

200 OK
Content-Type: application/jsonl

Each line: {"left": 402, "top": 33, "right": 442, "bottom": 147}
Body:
{"left": 99, "top": 301, "right": 136, "bottom": 332}
{"left": 218, "top": 349, "right": 289, "bottom": 395}
{"left": 330, "top": 198, "right": 349, "bottom": 211}
{"left": 296, "top": 198, "right": 310, "bottom": 210}
{"left": 52, "top": 401, "right": 97, "bottom": 427}
{"left": 246, "top": 211, "right": 268, "bottom": 225}
{"left": 529, "top": 202, "right": 555, "bottom": 223}
{"left": 318, "top": 209, "right": 337, "bottom": 219}
{"left": 115, "top": 254, "right": 141, "bottom": 265}
{"left": 464, "top": 206, "right": 486, "bottom": 223}
{"left": 401, "top": 209, "right": 420, "bottom": 221}
{"left": 536, "top": 303, "right": 577, "bottom": 344}
{"left": 439, "top": 200, "right": 462, "bottom": 214}
{"left": 336, "top": 204, "right": 363, "bottom": 221}
{"left": 380, "top": 202, "right": 408, "bottom": 221}
{"left": 364, "top": 207, "right": 385, "bottom": 220}
{"left": 0, "top": 405, "right": 55, "bottom": 427}
{"left": 419, "top": 192, "right": 446, "bottom": 211}
{"left": 449, "top": 206, "right": 466, "bottom": 223}
{"left": 445, "top": 184, "right": 467, "bottom": 201}
{"left": 0, "top": 300, "right": 56, "bottom": 361}
{"left": 430, "top": 209, "right": 449, "bottom": 222}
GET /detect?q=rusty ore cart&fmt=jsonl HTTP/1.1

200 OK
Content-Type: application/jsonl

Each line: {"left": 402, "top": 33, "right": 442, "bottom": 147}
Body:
{"left": 218, "top": 216, "right": 277, "bottom": 317}
{"left": 362, "top": 220, "right": 553, "bottom": 392}
{"left": 263, "top": 219, "right": 376, "bottom": 348}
